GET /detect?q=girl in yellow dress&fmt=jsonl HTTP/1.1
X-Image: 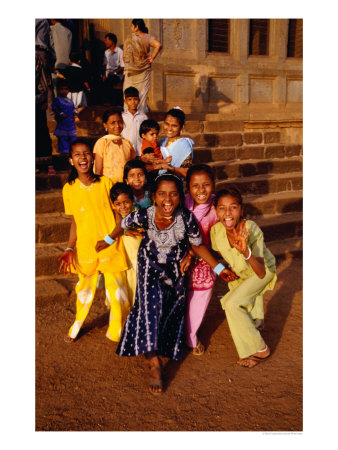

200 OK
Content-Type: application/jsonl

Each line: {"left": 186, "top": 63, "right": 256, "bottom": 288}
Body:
{"left": 93, "top": 108, "right": 137, "bottom": 182}
{"left": 58, "top": 138, "right": 130, "bottom": 343}
{"left": 210, "top": 186, "right": 277, "bottom": 368}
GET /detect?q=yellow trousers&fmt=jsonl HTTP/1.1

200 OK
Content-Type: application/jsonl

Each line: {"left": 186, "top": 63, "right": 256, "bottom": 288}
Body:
{"left": 222, "top": 270, "right": 275, "bottom": 359}
{"left": 68, "top": 271, "right": 130, "bottom": 342}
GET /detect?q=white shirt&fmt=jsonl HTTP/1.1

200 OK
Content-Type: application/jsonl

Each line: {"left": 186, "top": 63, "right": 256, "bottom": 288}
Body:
{"left": 104, "top": 46, "right": 124, "bottom": 79}
{"left": 121, "top": 110, "right": 148, "bottom": 156}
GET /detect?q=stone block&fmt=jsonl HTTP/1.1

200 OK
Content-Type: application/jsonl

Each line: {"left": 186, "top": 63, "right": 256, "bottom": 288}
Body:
{"left": 204, "top": 121, "right": 244, "bottom": 133}
{"left": 265, "top": 145, "right": 285, "bottom": 159}
{"left": 285, "top": 145, "right": 302, "bottom": 157}
{"left": 219, "top": 133, "right": 242, "bottom": 146}
{"left": 264, "top": 132, "right": 281, "bottom": 144}
{"left": 243, "top": 132, "right": 263, "bottom": 145}
{"left": 236, "top": 146, "right": 265, "bottom": 160}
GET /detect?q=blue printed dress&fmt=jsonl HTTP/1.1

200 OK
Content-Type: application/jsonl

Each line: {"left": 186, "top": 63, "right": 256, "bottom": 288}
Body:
{"left": 116, "top": 205, "right": 202, "bottom": 360}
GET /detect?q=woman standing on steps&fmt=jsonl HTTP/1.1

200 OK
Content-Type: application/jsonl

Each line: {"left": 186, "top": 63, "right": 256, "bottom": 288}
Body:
{"left": 123, "top": 19, "right": 162, "bottom": 113}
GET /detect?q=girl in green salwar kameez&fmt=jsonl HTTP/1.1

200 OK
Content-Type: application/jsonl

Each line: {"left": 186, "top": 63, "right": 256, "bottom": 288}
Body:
{"left": 210, "top": 187, "right": 277, "bottom": 368}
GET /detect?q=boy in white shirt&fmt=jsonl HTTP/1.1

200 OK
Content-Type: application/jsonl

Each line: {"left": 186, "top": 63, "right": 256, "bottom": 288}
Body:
{"left": 121, "top": 87, "right": 148, "bottom": 156}
{"left": 102, "top": 33, "right": 124, "bottom": 106}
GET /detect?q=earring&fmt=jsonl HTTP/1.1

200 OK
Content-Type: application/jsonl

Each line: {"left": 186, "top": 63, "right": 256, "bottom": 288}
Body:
{"left": 105, "top": 127, "right": 108, "bottom": 132}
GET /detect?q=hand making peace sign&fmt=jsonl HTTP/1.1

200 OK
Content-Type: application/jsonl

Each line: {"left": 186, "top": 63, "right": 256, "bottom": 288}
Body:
{"left": 232, "top": 220, "right": 250, "bottom": 254}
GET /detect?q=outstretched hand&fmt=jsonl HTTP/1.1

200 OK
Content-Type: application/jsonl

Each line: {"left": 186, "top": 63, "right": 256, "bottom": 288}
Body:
{"left": 58, "top": 250, "right": 76, "bottom": 275}
{"left": 232, "top": 220, "right": 250, "bottom": 254}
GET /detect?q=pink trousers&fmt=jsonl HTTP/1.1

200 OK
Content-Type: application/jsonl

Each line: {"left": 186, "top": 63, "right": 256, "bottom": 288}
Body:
{"left": 185, "top": 288, "right": 213, "bottom": 348}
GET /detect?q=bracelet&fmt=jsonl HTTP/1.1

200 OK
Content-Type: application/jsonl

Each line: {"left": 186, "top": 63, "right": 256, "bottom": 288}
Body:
{"left": 243, "top": 247, "right": 252, "bottom": 260}
{"left": 65, "top": 247, "right": 74, "bottom": 252}
{"left": 104, "top": 235, "right": 115, "bottom": 245}
{"left": 214, "top": 263, "right": 225, "bottom": 276}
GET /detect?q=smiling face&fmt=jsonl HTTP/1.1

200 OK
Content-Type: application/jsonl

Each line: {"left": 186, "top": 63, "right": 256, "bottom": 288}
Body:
{"left": 70, "top": 143, "right": 93, "bottom": 177}
{"left": 103, "top": 113, "right": 123, "bottom": 136}
{"left": 142, "top": 127, "right": 159, "bottom": 144}
{"left": 154, "top": 180, "right": 180, "bottom": 217}
{"left": 113, "top": 193, "right": 133, "bottom": 217}
{"left": 124, "top": 96, "right": 140, "bottom": 114}
{"left": 215, "top": 194, "right": 243, "bottom": 231}
{"left": 163, "top": 115, "right": 182, "bottom": 139}
{"left": 126, "top": 168, "right": 146, "bottom": 192}
{"left": 189, "top": 171, "right": 214, "bottom": 206}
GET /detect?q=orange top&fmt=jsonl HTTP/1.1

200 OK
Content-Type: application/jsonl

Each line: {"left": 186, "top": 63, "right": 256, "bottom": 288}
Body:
{"left": 141, "top": 139, "right": 162, "bottom": 159}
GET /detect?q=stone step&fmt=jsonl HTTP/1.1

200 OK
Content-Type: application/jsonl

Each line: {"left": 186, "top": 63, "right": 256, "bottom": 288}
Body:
{"left": 36, "top": 213, "right": 72, "bottom": 243}
{"left": 215, "top": 171, "right": 302, "bottom": 196}
{"left": 194, "top": 144, "right": 302, "bottom": 163}
{"left": 35, "top": 211, "right": 302, "bottom": 275}
{"left": 36, "top": 170, "right": 69, "bottom": 191}
{"left": 207, "top": 156, "right": 302, "bottom": 179}
{"left": 35, "top": 236, "right": 302, "bottom": 304}
{"left": 254, "top": 212, "right": 302, "bottom": 242}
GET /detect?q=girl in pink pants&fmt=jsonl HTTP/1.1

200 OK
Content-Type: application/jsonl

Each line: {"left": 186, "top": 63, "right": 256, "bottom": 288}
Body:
{"left": 185, "top": 164, "right": 219, "bottom": 355}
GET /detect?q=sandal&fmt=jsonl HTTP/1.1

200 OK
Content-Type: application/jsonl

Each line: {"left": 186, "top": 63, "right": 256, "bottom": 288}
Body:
{"left": 237, "top": 346, "right": 270, "bottom": 368}
{"left": 64, "top": 335, "right": 75, "bottom": 344}
{"left": 148, "top": 365, "right": 163, "bottom": 395}
{"left": 192, "top": 340, "right": 205, "bottom": 356}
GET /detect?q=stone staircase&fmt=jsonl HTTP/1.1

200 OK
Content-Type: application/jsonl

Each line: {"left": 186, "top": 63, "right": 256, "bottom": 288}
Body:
{"left": 36, "top": 107, "right": 303, "bottom": 306}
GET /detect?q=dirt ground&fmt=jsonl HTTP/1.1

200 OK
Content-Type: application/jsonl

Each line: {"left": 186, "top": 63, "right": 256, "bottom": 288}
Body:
{"left": 35, "top": 255, "right": 302, "bottom": 432}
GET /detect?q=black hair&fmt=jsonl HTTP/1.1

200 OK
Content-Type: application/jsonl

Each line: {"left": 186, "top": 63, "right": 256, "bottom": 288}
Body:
{"left": 151, "top": 174, "right": 185, "bottom": 208}
{"left": 67, "top": 138, "right": 101, "bottom": 185}
{"left": 123, "top": 158, "right": 149, "bottom": 185}
{"left": 165, "top": 108, "right": 185, "bottom": 128}
{"left": 124, "top": 86, "right": 139, "bottom": 99}
{"left": 102, "top": 107, "right": 123, "bottom": 124}
{"left": 56, "top": 78, "right": 69, "bottom": 89}
{"left": 186, "top": 164, "right": 215, "bottom": 189}
{"left": 139, "top": 119, "right": 160, "bottom": 138}
{"left": 110, "top": 182, "right": 134, "bottom": 203}
{"left": 214, "top": 186, "right": 243, "bottom": 207}
{"left": 105, "top": 33, "right": 117, "bottom": 45}
{"left": 143, "top": 147, "right": 154, "bottom": 155}
{"left": 132, "top": 19, "right": 148, "bottom": 34}
{"left": 69, "top": 51, "right": 82, "bottom": 63}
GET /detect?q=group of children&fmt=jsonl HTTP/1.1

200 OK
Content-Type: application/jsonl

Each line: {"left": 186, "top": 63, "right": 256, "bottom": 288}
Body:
{"left": 57, "top": 86, "right": 277, "bottom": 395}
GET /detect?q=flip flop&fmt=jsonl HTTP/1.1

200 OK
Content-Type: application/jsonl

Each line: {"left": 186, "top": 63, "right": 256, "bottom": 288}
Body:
{"left": 237, "top": 346, "right": 270, "bottom": 368}
{"left": 192, "top": 340, "right": 205, "bottom": 356}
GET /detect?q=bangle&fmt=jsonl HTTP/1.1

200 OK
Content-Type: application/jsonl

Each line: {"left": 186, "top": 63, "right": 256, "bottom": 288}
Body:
{"left": 243, "top": 247, "right": 252, "bottom": 260}
{"left": 214, "top": 263, "right": 225, "bottom": 276}
{"left": 65, "top": 247, "right": 74, "bottom": 252}
{"left": 104, "top": 235, "right": 115, "bottom": 245}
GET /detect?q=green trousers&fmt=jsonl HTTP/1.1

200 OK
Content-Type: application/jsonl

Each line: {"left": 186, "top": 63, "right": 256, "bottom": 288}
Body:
{"left": 222, "top": 269, "right": 275, "bottom": 359}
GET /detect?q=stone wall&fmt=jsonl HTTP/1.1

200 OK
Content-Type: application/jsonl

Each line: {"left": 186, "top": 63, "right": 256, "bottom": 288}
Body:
{"left": 82, "top": 19, "right": 302, "bottom": 121}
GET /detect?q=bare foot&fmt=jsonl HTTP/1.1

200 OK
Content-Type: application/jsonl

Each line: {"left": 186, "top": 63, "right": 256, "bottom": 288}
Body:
{"left": 148, "top": 356, "right": 163, "bottom": 394}
{"left": 237, "top": 345, "right": 270, "bottom": 368}
{"left": 64, "top": 335, "right": 75, "bottom": 344}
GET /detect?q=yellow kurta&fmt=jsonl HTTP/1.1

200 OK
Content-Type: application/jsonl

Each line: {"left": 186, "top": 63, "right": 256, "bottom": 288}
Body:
{"left": 93, "top": 134, "right": 137, "bottom": 182}
{"left": 210, "top": 220, "right": 277, "bottom": 359}
{"left": 62, "top": 176, "right": 130, "bottom": 341}
{"left": 63, "top": 176, "right": 128, "bottom": 276}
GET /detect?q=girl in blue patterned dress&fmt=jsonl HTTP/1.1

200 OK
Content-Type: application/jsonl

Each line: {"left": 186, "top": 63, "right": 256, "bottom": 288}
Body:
{"left": 95, "top": 174, "right": 236, "bottom": 394}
